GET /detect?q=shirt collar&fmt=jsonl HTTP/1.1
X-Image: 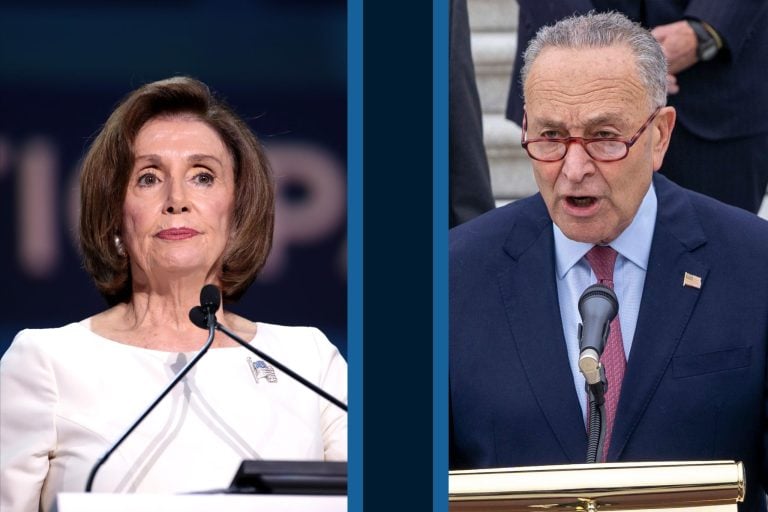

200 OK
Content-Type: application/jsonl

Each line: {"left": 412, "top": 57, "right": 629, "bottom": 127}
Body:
{"left": 554, "top": 182, "right": 657, "bottom": 278}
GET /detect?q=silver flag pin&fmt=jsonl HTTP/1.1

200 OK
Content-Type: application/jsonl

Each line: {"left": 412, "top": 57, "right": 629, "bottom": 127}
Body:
{"left": 247, "top": 357, "right": 278, "bottom": 384}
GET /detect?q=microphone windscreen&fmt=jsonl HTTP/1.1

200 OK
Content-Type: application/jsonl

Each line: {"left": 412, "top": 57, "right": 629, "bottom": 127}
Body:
{"left": 200, "top": 284, "right": 221, "bottom": 313}
{"left": 578, "top": 284, "right": 618, "bottom": 318}
{"left": 189, "top": 306, "right": 208, "bottom": 329}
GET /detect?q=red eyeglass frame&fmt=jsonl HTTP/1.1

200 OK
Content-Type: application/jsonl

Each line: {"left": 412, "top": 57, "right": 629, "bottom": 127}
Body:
{"left": 521, "top": 107, "right": 662, "bottom": 162}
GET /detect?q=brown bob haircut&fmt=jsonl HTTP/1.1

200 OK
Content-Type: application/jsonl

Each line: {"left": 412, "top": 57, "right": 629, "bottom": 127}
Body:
{"left": 79, "top": 76, "right": 274, "bottom": 305}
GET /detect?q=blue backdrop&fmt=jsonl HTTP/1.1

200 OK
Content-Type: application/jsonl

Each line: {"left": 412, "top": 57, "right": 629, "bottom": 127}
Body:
{"left": 0, "top": 0, "right": 347, "bottom": 358}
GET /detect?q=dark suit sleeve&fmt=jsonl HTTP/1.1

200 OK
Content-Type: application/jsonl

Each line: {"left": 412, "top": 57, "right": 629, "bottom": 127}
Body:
{"left": 683, "top": 1, "right": 768, "bottom": 58}
{"left": 449, "top": 0, "right": 495, "bottom": 228}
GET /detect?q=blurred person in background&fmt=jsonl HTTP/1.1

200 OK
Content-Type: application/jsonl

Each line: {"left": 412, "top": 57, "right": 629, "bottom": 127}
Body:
{"left": 450, "top": 0, "right": 496, "bottom": 228}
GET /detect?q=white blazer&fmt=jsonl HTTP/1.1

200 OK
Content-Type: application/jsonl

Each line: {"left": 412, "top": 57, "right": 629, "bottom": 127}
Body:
{"left": 0, "top": 321, "right": 347, "bottom": 512}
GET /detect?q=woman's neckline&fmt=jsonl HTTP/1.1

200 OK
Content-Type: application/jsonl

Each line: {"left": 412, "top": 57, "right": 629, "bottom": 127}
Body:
{"left": 77, "top": 318, "right": 260, "bottom": 355}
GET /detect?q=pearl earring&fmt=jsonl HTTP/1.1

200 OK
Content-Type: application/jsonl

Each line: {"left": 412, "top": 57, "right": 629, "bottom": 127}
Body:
{"left": 114, "top": 235, "right": 126, "bottom": 257}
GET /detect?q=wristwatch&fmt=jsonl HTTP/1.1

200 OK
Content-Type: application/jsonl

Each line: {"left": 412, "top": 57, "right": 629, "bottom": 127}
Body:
{"left": 687, "top": 20, "right": 720, "bottom": 61}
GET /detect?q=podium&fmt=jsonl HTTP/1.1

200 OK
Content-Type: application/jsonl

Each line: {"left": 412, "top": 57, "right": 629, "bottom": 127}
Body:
{"left": 449, "top": 460, "right": 745, "bottom": 511}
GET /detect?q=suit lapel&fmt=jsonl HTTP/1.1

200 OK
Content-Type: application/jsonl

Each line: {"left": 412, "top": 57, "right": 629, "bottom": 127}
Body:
{"left": 609, "top": 175, "right": 708, "bottom": 460}
{"left": 497, "top": 197, "right": 587, "bottom": 463}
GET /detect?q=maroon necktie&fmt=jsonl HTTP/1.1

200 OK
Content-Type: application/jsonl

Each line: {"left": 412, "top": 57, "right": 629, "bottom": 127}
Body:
{"left": 585, "top": 245, "right": 626, "bottom": 461}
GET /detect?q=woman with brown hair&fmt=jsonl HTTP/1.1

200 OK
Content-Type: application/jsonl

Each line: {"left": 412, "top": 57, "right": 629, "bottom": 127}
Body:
{"left": 0, "top": 76, "right": 347, "bottom": 512}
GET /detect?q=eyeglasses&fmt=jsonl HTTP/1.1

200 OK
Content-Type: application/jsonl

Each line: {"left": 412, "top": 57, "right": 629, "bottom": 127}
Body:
{"left": 521, "top": 107, "right": 661, "bottom": 162}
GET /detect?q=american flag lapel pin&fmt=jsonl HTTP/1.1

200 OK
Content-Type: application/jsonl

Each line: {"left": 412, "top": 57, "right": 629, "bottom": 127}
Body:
{"left": 247, "top": 357, "right": 278, "bottom": 383}
{"left": 683, "top": 272, "right": 702, "bottom": 289}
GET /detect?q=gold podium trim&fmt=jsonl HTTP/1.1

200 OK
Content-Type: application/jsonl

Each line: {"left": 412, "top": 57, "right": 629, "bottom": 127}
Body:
{"left": 449, "top": 460, "right": 744, "bottom": 511}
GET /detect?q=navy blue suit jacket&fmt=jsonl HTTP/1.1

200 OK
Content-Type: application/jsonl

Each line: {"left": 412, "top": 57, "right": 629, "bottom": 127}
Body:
{"left": 450, "top": 174, "right": 768, "bottom": 511}
{"left": 506, "top": 0, "right": 768, "bottom": 140}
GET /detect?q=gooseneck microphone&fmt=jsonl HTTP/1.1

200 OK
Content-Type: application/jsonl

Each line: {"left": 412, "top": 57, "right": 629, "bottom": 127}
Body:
{"left": 189, "top": 284, "right": 348, "bottom": 413}
{"left": 577, "top": 283, "right": 619, "bottom": 464}
{"left": 199, "top": 284, "right": 221, "bottom": 324}
{"left": 84, "top": 287, "right": 220, "bottom": 492}
{"left": 577, "top": 284, "right": 618, "bottom": 386}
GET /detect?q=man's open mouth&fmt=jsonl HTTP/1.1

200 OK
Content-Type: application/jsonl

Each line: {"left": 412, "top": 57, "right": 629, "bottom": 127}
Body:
{"left": 567, "top": 196, "right": 597, "bottom": 208}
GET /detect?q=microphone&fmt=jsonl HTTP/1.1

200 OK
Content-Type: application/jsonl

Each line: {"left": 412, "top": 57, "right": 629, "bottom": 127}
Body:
{"left": 84, "top": 287, "right": 218, "bottom": 492}
{"left": 190, "top": 285, "right": 348, "bottom": 413}
{"left": 577, "top": 283, "right": 618, "bottom": 386}
{"left": 200, "top": 283, "right": 221, "bottom": 320}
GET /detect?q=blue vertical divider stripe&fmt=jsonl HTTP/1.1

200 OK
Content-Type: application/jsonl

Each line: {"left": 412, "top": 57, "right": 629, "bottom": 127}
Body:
{"left": 347, "top": 0, "right": 363, "bottom": 509}
{"left": 433, "top": 0, "right": 449, "bottom": 510}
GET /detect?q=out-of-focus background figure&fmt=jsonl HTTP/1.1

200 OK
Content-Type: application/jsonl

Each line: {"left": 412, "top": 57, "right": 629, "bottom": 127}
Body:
{"left": 450, "top": 0, "right": 496, "bottom": 228}
{"left": 0, "top": 0, "right": 348, "bottom": 358}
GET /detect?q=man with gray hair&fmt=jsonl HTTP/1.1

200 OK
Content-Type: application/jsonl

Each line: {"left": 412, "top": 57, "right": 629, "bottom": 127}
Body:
{"left": 505, "top": 3, "right": 768, "bottom": 214}
{"left": 450, "top": 12, "right": 768, "bottom": 511}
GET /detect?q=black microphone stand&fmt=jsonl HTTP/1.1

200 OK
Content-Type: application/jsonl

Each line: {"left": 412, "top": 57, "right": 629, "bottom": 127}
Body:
{"left": 84, "top": 311, "right": 217, "bottom": 492}
{"left": 585, "top": 373, "right": 607, "bottom": 463}
{"left": 577, "top": 283, "right": 618, "bottom": 463}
